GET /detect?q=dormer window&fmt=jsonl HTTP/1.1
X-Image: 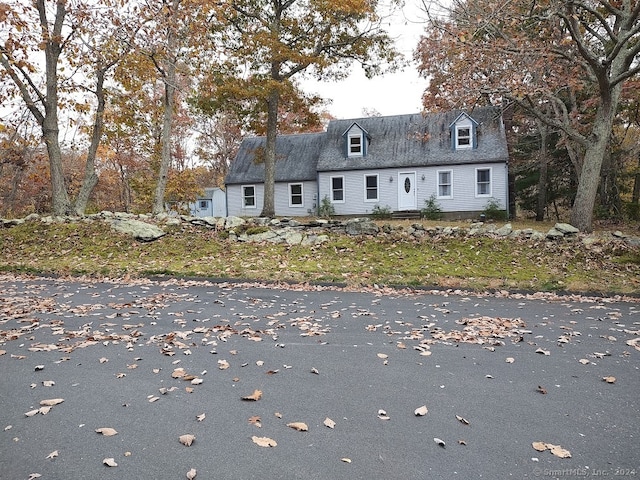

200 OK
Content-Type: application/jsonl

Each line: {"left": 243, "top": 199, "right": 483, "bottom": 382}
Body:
{"left": 456, "top": 127, "right": 471, "bottom": 148}
{"left": 343, "top": 122, "right": 369, "bottom": 158}
{"left": 349, "top": 133, "right": 362, "bottom": 156}
{"left": 450, "top": 112, "right": 478, "bottom": 151}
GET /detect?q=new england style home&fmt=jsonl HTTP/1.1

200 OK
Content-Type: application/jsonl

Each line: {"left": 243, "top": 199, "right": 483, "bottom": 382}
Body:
{"left": 224, "top": 107, "right": 509, "bottom": 219}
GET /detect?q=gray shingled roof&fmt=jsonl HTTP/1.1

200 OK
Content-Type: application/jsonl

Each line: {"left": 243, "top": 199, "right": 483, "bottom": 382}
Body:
{"left": 225, "top": 132, "right": 325, "bottom": 185}
{"left": 316, "top": 106, "right": 508, "bottom": 172}
{"left": 225, "top": 107, "right": 508, "bottom": 185}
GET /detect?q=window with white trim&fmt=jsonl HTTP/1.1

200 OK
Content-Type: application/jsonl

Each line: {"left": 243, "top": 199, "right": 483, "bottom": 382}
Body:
{"left": 364, "top": 174, "right": 378, "bottom": 202}
{"left": 457, "top": 126, "right": 471, "bottom": 148}
{"left": 199, "top": 200, "right": 208, "bottom": 209}
{"left": 476, "top": 168, "right": 491, "bottom": 196}
{"left": 437, "top": 170, "right": 453, "bottom": 198}
{"left": 348, "top": 133, "right": 363, "bottom": 156}
{"left": 289, "top": 183, "right": 303, "bottom": 207}
{"left": 242, "top": 185, "right": 256, "bottom": 208}
{"left": 331, "top": 176, "right": 345, "bottom": 202}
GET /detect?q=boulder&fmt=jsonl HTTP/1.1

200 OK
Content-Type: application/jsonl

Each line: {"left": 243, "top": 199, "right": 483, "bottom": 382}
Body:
{"left": 554, "top": 223, "right": 579, "bottom": 235}
{"left": 344, "top": 218, "right": 379, "bottom": 235}
{"left": 225, "top": 216, "right": 246, "bottom": 229}
{"left": 110, "top": 219, "right": 166, "bottom": 242}
{"left": 495, "top": 223, "right": 512, "bottom": 237}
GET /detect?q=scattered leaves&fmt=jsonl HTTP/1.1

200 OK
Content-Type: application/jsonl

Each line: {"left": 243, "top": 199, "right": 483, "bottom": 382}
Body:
{"left": 196, "top": 413, "right": 206, "bottom": 422}
{"left": 248, "top": 416, "right": 261, "bottom": 427}
{"left": 535, "top": 348, "right": 550, "bottom": 356}
{"left": 532, "top": 442, "right": 571, "bottom": 458}
{"left": 103, "top": 458, "right": 118, "bottom": 467}
{"left": 324, "top": 417, "right": 336, "bottom": 429}
{"left": 186, "top": 468, "right": 197, "bottom": 479}
{"left": 505, "top": 357, "right": 515, "bottom": 363}
{"left": 341, "top": 458, "right": 352, "bottom": 463}
{"left": 95, "top": 427, "right": 118, "bottom": 436}
{"left": 252, "top": 436, "right": 277, "bottom": 447}
{"left": 537, "top": 386, "right": 548, "bottom": 394}
{"left": 602, "top": 376, "right": 616, "bottom": 384}
{"left": 40, "top": 398, "right": 64, "bottom": 406}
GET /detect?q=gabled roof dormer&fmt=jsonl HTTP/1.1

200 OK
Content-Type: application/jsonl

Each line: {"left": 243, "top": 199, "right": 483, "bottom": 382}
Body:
{"left": 449, "top": 112, "right": 479, "bottom": 151}
{"left": 342, "top": 122, "right": 370, "bottom": 158}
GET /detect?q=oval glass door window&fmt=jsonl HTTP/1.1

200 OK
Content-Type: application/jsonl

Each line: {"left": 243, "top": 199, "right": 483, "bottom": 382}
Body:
{"left": 404, "top": 177, "right": 411, "bottom": 193}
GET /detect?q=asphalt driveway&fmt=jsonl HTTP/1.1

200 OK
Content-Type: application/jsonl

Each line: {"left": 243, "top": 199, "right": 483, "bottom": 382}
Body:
{"left": 1, "top": 275, "right": 638, "bottom": 479}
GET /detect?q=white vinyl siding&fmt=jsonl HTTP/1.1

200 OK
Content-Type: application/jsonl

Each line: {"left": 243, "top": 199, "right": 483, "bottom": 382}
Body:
{"left": 227, "top": 181, "right": 316, "bottom": 217}
{"left": 437, "top": 170, "right": 453, "bottom": 199}
{"left": 364, "top": 174, "right": 378, "bottom": 202}
{"left": 318, "top": 163, "right": 506, "bottom": 217}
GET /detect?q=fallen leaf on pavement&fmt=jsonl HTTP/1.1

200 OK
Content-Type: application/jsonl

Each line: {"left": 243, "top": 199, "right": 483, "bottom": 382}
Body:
{"left": 42, "top": 381, "right": 55, "bottom": 387}
{"left": 103, "top": 458, "right": 118, "bottom": 467}
{"left": 179, "top": 434, "right": 195, "bottom": 446}
{"left": 341, "top": 458, "right": 352, "bottom": 463}
{"left": 196, "top": 413, "right": 206, "bottom": 422}
{"left": 40, "top": 398, "right": 64, "bottom": 406}
{"left": 324, "top": 417, "right": 336, "bottom": 429}
{"left": 535, "top": 348, "right": 550, "bottom": 356}
{"left": 377, "top": 409, "right": 390, "bottom": 420}
{"left": 434, "top": 437, "right": 446, "bottom": 448}
{"left": 455, "top": 414, "right": 470, "bottom": 425}
{"left": 414, "top": 405, "right": 428, "bottom": 416}
{"left": 252, "top": 436, "right": 277, "bottom": 447}
{"left": 287, "top": 422, "right": 308, "bottom": 431}
{"left": 46, "top": 450, "right": 58, "bottom": 459}
{"left": 242, "top": 389, "right": 262, "bottom": 401}
{"left": 95, "top": 427, "right": 118, "bottom": 436}
{"left": 537, "top": 386, "right": 548, "bottom": 394}
{"left": 578, "top": 359, "right": 590, "bottom": 365}
{"left": 218, "top": 359, "right": 230, "bottom": 370}
{"left": 248, "top": 416, "right": 261, "bottom": 427}
{"left": 505, "top": 357, "right": 515, "bottom": 363}
{"left": 532, "top": 442, "right": 571, "bottom": 458}
{"left": 186, "top": 468, "right": 197, "bottom": 479}
{"left": 602, "top": 376, "right": 616, "bottom": 384}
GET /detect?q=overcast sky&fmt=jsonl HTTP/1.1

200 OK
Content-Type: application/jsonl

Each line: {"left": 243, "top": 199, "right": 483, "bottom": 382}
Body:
{"left": 303, "top": 1, "right": 427, "bottom": 120}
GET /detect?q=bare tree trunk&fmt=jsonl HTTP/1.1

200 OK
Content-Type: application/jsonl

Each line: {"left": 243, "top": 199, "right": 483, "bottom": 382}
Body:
{"left": 569, "top": 86, "right": 622, "bottom": 232}
{"left": 260, "top": 88, "right": 279, "bottom": 218}
{"left": 631, "top": 153, "right": 640, "bottom": 220}
{"left": 74, "top": 68, "right": 107, "bottom": 215}
{"left": 536, "top": 120, "right": 548, "bottom": 222}
{"left": 152, "top": 1, "right": 179, "bottom": 215}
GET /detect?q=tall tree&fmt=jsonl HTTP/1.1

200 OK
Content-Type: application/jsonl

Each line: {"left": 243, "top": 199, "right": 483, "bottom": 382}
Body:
{"left": 0, "top": 0, "right": 138, "bottom": 215}
{"left": 416, "top": 0, "right": 640, "bottom": 232}
{"left": 206, "top": 0, "right": 402, "bottom": 217}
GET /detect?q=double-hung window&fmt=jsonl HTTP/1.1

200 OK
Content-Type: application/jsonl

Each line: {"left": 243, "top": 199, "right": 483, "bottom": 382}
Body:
{"left": 289, "top": 183, "right": 303, "bottom": 207}
{"left": 348, "top": 133, "right": 363, "bottom": 156}
{"left": 364, "top": 174, "right": 378, "bottom": 202}
{"left": 476, "top": 168, "right": 491, "bottom": 196}
{"left": 456, "top": 126, "right": 471, "bottom": 148}
{"left": 331, "top": 176, "right": 345, "bottom": 202}
{"left": 438, "top": 170, "right": 453, "bottom": 199}
{"left": 242, "top": 185, "right": 256, "bottom": 208}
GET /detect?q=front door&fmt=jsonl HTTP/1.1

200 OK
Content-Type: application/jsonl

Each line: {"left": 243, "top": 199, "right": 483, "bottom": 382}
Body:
{"left": 398, "top": 172, "right": 417, "bottom": 210}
